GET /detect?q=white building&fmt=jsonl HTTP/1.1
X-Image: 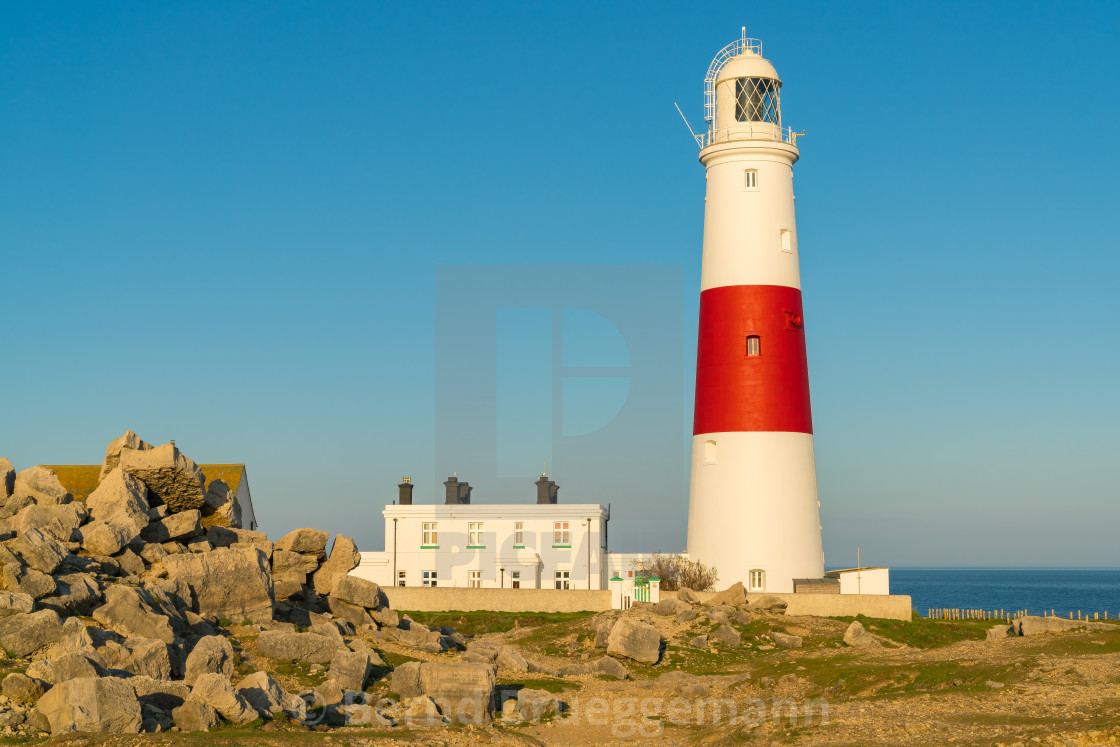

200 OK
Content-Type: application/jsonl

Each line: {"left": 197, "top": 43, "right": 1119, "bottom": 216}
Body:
{"left": 353, "top": 475, "right": 617, "bottom": 589}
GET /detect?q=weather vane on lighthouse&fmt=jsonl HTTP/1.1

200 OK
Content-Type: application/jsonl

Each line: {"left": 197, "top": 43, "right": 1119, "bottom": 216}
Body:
{"left": 684, "top": 31, "right": 826, "bottom": 594}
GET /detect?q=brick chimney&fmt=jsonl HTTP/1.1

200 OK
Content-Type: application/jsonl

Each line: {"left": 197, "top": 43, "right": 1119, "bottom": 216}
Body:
{"left": 398, "top": 477, "right": 414, "bottom": 506}
{"left": 535, "top": 473, "right": 559, "bottom": 504}
{"left": 444, "top": 475, "right": 472, "bottom": 505}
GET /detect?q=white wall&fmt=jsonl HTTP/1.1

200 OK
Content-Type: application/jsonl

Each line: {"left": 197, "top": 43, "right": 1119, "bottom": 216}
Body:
{"left": 834, "top": 568, "right": 890, "bottom": 596}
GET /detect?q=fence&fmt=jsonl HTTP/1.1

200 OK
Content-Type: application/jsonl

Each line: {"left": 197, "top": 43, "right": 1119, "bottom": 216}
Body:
{"left": 927, "top": 608, "right": 1114, "bottom": 621}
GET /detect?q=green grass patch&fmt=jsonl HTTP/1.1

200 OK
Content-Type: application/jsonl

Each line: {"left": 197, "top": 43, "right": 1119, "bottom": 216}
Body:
{"left": 401, "top": 610, "right": 596, "bottom": 637}
{"left": 500, "top": 677, "right": 581, "bottom": 693}
{"left": 828, "top": 613, "right": 993, "bottom": 648}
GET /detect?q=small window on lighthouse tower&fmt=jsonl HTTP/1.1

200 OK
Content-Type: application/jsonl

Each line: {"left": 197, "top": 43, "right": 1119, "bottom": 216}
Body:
{"left": 744, "top": 170, "right": 758, "bottom": 190}
{"left": 746, "top": 335, "right": 761, "bottom": 357}
{"left": 780, "top": 229, "right": 793, "bottom": 253}
{"left": 703, "top": 439, "right": 717, "bottom": 465}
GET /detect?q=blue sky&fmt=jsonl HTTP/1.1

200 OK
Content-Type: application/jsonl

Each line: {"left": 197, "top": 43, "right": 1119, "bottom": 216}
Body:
{"left": 2, "top": 1, "right": 1118, "bottom": 566}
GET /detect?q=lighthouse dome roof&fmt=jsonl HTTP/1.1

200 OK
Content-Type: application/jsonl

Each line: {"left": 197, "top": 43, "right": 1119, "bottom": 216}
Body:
{"left": 716, "top": 51, "right": 781, "bottom": 86}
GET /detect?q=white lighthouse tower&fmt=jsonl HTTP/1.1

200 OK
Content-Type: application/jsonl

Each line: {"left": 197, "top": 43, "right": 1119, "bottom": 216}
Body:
{"left": 685, "top": 32, "right": 825, "bottom": 593}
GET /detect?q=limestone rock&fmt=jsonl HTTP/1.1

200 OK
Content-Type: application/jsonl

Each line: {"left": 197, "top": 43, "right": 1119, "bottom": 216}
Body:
{"left": 0, "top": 609, "right": 64, "bottom": 657}
{"left": 274, "top": 528, "right": 329, "bottom": 558}
{"left": 328, "top": 597, "right": 375, "bottom": 628}
{"left": 0, "top": 458, "right": 14, "bottom": 500}
{"left": 0, "top": 590, "right": 34, "bottom": 617}
{"left": 677, "top": 587, "right": 701, "bottom": 604}
{"left": 140, "top": 510, "right": 202, "bottom": 543}
{"left": 99, "top": 430, "right": 154, "bottom": 482}
{"left": 516, "top": 687, "right": 564, "bottom": 721}
{"left": 171, "top": 702, "right": 219, "bottom": 732}
{"left": 187, "top": 673, "right": 258, "bottom": 725}
{"left": 26, "top": 651, "right": 101, "bottom": 684}
{"left": 2, "top": 672, "right": 45, "bottom": 705}
{"left": 771, "top": 631, "right": 803, "bottom": 649}
{"left": 123, "top": 637, "right": 172, "bottom": 680}
{"left": 87, "top": 468, "right": 150, "bottom": 532}
{"left": 495, "top": 646, "right": 529, "bottom": 673}
{"left": 310, "top": 535, "right": 360, "bottom": 595}
{"left": 390, "top": 661, "right": 496, "bottom": 724}
{"left": 183, "top": 635, "right": 234, "bottom": 685}
{"left": 119, "top": 444, "right": 205, "bottom": 513}
{"left": 93, "top": 585, "right": 177, "bottom": 644}
{"left": 329, "top": 650, "right": 371, "bottom": 691}
{"left": 206, "top": 526, "right": 272, "bottom": 555}
{"left": 675, "top": 608, "right": 698, "bottom": 623}
{"left": 987, "top": 624, "right": 1012, "bottom": 640}
{"left": 606, "top": 617, "right": 662, "bottom": 665}
{"left": 596, "top": 655, "right": 629, "bottom": 680}
{"left": 746, "top": 594, "right": 788, "bottom": 613}
{"left": 129, "top": 676, "right": 191, "bottom": 711}
{"left": 13, "top": 467, "right": 70, "bottom": 504}
{"left": 652, "top": 598, "right": 686, "bottom": 616}
{"left": 256, "top": 630, "right": 348, "bottom": 663}
{"left": 690, "top": 634, "right": 709, "bottom": 649}
{"left": 201, "top": 479, "right": 242, "bottom": 529}
{"left": 36, "top": 676, "right": 142, "bottom": 734}
{"left": 843, "top": 620, "right": 883, "bottom": 648}
{"left": 5, "top": 527, "right": 68, "bottom": 574}
{"left": 235, "top": 671, "right": 294, "bottom": 716}
{"left": 13, "top": 503, "right": 84, "bottom": 542}
{"left": 80, "top": 520, "right": 135, "bottom": 556}
{"left": 711, "top": 624, "right": 742, "bottom": 648}
{"left": 37, "top": 572, "right": 101, "bottom": 616}
{"left": 707, "top": 581, "right": 747, "bottom": 607}
{"left": 163, "top": 546, "right": 273, "bottom": 624}
{"left": 331, "top": 574, "right": 385, "bottom": 610}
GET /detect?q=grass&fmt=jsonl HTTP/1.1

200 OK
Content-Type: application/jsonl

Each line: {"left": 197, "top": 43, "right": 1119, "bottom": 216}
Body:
{"left": 498, "top": 677, "right": 581, "bottom": 694}
{"left": 399, "top": 610, "right": 596, "bottom": 637}
{"left": 825, "top": 613, "right": 993, "bottom": 648}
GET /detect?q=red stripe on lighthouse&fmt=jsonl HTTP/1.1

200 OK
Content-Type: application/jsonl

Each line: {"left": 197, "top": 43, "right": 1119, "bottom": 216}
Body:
{"left": 693, "top": 285, "right": 813, "bottom": 435}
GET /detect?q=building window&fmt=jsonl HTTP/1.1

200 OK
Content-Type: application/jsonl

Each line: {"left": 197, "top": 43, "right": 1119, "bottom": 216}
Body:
{"left": 422, "top": 523, "right": 438, "bottom": 546}
{"left": 423, "top": 570, "right": 438, "bottom": 587}
{"left": 780, "top": 228, "right": 792, "bottom": 253}
{"left": 514, "top": 522, "right": 524, "bottom": 546}
{"left": 468, "top": 570, "right": 482, "bottom": 589}
{"left": 397, "top": 570, "right": 406, "bottom": 587}
{"left": 555, "top": 570, "right": 570, "bottom": 590}
{"left": 749, "top": 569, "right": 765, "bottom": 592}
{"left": 746, "top": 335, "right": 761, "bottom": 357}
{"left": 703, "top": 439, "right": 717, "bottom": 465}
{"left": 554, "top": 522, "right": 570, "bottom": 546}
{"left": 744, "top": 169, "right": 758, "bottom": 190}
{"left": 735, "top": 77, "right": 780, "bottom": 124}
{"left": 511, "top": 570, "right": 521, "bottom": 589}
{"left": 468, "top": 522, "right": 483, "bottom": 547}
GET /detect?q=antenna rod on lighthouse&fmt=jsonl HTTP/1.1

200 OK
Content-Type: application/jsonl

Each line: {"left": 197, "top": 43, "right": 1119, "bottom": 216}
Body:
{"left": 674, "top": 103, "right": 703, "bottom": 147}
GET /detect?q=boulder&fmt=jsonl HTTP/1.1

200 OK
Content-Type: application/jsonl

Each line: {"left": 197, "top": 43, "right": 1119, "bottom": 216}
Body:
{"left": 235, "top": 671, "right": 294, "bottom": 716}
{"left": 331, "top": 574, "right": 385, "bottom": 610}
{"left": 771, "top": 631, "right": 803, "bottom": 649}
{"left": 0, "top": 458, "right": 14, "bottom": 500}
{"left": 328, "top": 597, "right": 375, "bottom": 628}
{"left": 516, "top": 687, "right": 564, "bottom": 721}
{"left": 707, "top": 581, "right": 747, "bottom": 607}
{"left": 987, "top": 624, "right": 1012, "bottom": 640}
{"left": 399, "top": 694, "right": 448, "bottom": 726}
{"left": 256, "top": 630, "right": 348, "bottom": 663}
{"left": 183, "top": 635, "right": 234, "bottom": 685}
{"left": 606, "top": 618, "right": 662, "bottom": 665}
{"left": 93, "top": 585, "right": 177, "bottom": 643}
{"left": 675, "top": 608, "right": 699, "bottom": 623}
{"left": 171, "top": 702, "right": 219, "bottom": 732}
{"left": 313, "top": 678, "right": 345, "bottom": 707}
{"left": 652, "top": 598, "right": 685, "bottom": 616}
{"left": 677, "top": 587, "right": 701, "bottom": 604}
{"left": 206, "top": 526, "right": 272, "bottom": 555}
{"left": 200, "top": 479, "right": 243, "bottom": 529}
{"left": 129, "top": 676, "right": 191, "bottom": 711}
{"left": 390, "top": 661, "right": 496, "bottom": 724}
{"left": 140, "top": 510, "right": 203, "bottom": 543}
{"left": 393, "top": 624, "right": 444, "bottom": 653}
{"left": 690, "top": 634, "right": 708, "bottom": 649}
{"left": 13, "top": 503, "right": 84, "bottom": 542}
{"left": 99, "top": 430, "right": 154, "bottom": 482}
{"left": 26, "top": 651, "right": 101, "bottom": 684}
{"left": 123, "top": 637, "right": 172, "bottom": 680}
{"left": 746, "top": 594, "right": 788, "bottom": 613}
{"left": 80, "top": 520, "right": 135, "bottom": 556}
{"left": 163, "top": 546, "right": 273, "bottom": 624}
{"left": 115, "top": 547, "right": 147, "bottom": 577}
{"left": 119, "top": 444, "right": 205, "bottom": 513}
{"left": 2, "top": 672, "right": 45, "bottom": 705}
{"left": 329, "top": 650, "right": 371, "bottom": 691}
{"left": 0, "top": 609, "right": 64, "bottom": 656}
{"left": 36, "top": 676, "right": 142, "bottom": 734}
{"left": 310, "top": 535, "right": 361, "bottom": 595}
{"left": 711, "top": 624, "right": 742, "bottom": 648}
{"left": 495, "top": 646, "right": 529, "bottom": 673}
{"left": 187, "top": 673, "right": 258, "bottom": 725}
{"left": 5, "top": 527, "right": 68, "bottom": 574}
{"left": 13, "top": 467, "right": 70, "bottom": 504}
{"left": 274, "top": 528, "right": 329, "bottom": 558}
{"left": 596, "top": 655, "right": 630, "bottom": 680}
{"left": 87, "top": 468, "right": 150, "bottom": 532}
{"left": 37, "top": 572, "right": 101, "bottom": 615}
{"left": 0, "top": 590, "right": 35, "bottom": 617}
{"left": 843, "top": 621, "right": 883, "bottom": 648}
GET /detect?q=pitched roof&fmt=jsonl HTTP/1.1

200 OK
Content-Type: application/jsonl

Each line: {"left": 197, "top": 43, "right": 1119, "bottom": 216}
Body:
{"left": 43, "top": 464, "right": 246, "bottom": 500}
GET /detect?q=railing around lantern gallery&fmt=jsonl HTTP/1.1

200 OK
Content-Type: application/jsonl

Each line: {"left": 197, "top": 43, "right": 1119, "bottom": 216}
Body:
{"left": 700, "top": 124, "right": 801, "bottom": 148}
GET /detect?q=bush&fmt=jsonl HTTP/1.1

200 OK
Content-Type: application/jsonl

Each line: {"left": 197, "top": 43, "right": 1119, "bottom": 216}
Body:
{"left": 631, "top": 554, "right": 718, "bottom": 592}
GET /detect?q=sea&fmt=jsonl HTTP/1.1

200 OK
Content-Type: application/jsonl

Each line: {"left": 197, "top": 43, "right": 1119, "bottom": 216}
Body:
{"left": 884, "top": 568, "right": 1120, "bottom": 618}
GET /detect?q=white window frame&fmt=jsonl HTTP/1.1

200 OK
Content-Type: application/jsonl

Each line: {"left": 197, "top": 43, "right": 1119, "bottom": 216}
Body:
{"left": 749, "top": 569, "right": 765, "bottom": 592}
{"left": 397, "top": 570, "right": 407, "bottom": 587}
{"left": 744, "top": 169, "right": 758, "bottom": 190}
{"left": 468, "top": 522, "right": 483, "bottom": 546}
{"left": 422, "top": 522, "right": 438, "bottom": 546}
{"left": 746, "top": 335, "right": 761, "bottom": 357}
{"left": 511, "top": 570, "right": 521, "bottom": 589}
{"left": 554, "top": 570, "right": 570, "bottom": 590}
{"left": 423, "top": 570, "right": 438, "bottom": 587}
{"left": 468, "top": 570, "right": 482, "bottom": 589}
{"left": 514, "top": 522, "right": 524, "bottom": 546}
{"left": 554, "top": 521, "right": 570, "bottom": 546}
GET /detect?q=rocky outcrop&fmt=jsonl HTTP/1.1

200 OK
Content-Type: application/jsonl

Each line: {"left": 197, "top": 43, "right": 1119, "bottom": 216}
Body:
{"left": 606, "top": 618, "right": 662, "bottom": 664}
{"left": 0, "top": 609, "right": 64, "bottom": 657}
{"left": 87, "top": 468, "right": 150, "bottom": 532}
{"left": 6, "top": 528, "right": 68, "bottom": 574}
{"left": 183, "top": 635, "right": 234, "bottom": 685}
{"left": 274, "top": 528, "right": 329, "bottom": 559}
{"left": 186, "top": 673, "right": 258, "bottom": 725}
{"left": 0, "top": 458, "right": 14, "bottom": 500}
{"left": 391, "top": 662, "right": 496, "bottom": 724}
{"left": 99, "top": 430, "right": 154, "bottom": 481}
{"left": 171, "top": 702, "right": 219, "bottom": 732}
{"left": 140, "top": 509, "right": 203, "bottom": 543}
{"left": 708, "top": 581, "right": 747, "bottom": 607}
{"left": 119, "top": 444, "right": 205, "bottom": 513}
{"left": 12, "top": 503, "right": 84, "bottom": 543}
{"left": 235, "top": 671, "right": 296, "bottom": 716}
{"left": 746, "top": 594, "right": 788, "bottom": 613}
{"left": 93, "top": 585, "right": 180, "bottom": 644}
{"left": 201, "top": 479, "right": 242, "bottom": 529}
{"left": 13, "top": 467, "right": 70, "bottom": 504}
{"left": 163, "top": 546, "right": 273, "bottom": 623}
{"left": 256, "top": 630, "right": 348, "bottom": 663}
{"left": 311, "top": 535, "right": 360, "bottom": 595}
{"left": 36, "top": 676, "right": 142, "bottom": 734}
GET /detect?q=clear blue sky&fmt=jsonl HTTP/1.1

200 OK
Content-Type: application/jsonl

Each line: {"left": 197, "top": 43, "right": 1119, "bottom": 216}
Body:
{"left": 2, "top": 1, "right": 1118, "bottom": 567}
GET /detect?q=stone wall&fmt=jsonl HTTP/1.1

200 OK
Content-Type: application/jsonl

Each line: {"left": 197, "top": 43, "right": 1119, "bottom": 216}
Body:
{"left": 667, "top": 591, "right": 913, "bottom": 621}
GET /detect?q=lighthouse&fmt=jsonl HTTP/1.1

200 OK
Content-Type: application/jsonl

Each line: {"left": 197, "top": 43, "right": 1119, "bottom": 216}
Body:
{"left": 685, "top": 32, "right": 825, "bottom": 593}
